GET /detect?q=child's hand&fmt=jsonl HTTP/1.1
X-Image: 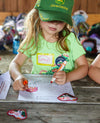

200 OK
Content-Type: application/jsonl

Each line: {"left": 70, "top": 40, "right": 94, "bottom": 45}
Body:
{"left": 53, "top": 71, "right": 67, "bottom": 85}
{"left": 12, "top": 76, "right": 28, "bottom": 91}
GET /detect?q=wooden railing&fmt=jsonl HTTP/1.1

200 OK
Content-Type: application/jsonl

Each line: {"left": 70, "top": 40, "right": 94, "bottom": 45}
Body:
{"left": 0, "top": 12, "right": 100, "bottom": 26}
{"left": 86, "top": 14, "right": 100, "bottom": 25}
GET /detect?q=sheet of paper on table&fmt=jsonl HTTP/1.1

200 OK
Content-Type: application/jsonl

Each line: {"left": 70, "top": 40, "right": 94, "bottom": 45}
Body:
{"left": 0, "top": 71, "right": 11, "bottom": 99}
{"left": 18, "top": 75, "right": 77, "bottom": 103}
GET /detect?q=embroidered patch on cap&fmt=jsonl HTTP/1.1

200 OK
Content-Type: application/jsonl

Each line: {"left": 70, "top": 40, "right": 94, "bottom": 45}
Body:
{"left": 55, "top": 0, "right": 65, "bottom": 5}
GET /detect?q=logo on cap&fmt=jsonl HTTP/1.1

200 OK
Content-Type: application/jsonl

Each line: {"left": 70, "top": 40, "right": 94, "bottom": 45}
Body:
{"left": 36, "top": 0, "right": 41, "bottom": 7}
{"left": 55, "top": 0, "right": 65, "bottom": 5}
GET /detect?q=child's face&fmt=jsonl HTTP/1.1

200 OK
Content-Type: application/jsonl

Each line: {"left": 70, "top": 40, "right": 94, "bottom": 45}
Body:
{"left": 40, "top": 20, "right": 66, "bottom": 36}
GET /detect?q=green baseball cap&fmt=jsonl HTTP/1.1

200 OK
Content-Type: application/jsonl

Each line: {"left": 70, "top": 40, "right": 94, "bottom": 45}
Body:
{"left": 35, "top": 0, "right": 74, "bottom": 26}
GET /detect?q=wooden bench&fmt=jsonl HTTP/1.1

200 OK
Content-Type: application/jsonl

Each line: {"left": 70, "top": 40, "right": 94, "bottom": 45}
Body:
{"left": 0, "top": 74, "right": 100, "bottom": 122}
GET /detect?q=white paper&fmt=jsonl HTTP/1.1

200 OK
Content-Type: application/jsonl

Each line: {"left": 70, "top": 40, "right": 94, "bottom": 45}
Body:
{"left": 18, "top": 75, "right": 77, "bottom": 103}
{"left": 0, "top": 71, "right": 11, "bottom": 99}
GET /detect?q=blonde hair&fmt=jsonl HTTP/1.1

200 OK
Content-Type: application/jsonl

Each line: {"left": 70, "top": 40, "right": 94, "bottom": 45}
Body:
{"left": 18, "top": 8, "right": 72, "bottom": 53}
{"left": 18, "top": 9, "right": 40, "bottom": 52}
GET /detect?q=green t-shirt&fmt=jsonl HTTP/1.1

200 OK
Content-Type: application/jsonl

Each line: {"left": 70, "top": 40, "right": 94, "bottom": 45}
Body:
{"left": 19, "top": 32, "right": 85, "bottom": 75}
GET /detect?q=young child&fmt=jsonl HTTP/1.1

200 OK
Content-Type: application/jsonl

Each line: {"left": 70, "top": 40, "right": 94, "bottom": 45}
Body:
{"left": 9, "top": 0, "right": 88, "bottom": 91}
{"left": 88, "top": 54, "right": 100, "bottom": 84}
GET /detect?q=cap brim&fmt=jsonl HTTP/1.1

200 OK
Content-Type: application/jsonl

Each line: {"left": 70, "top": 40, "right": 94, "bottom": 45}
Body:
{"left": 39, "top": 10, "right": 73, "bottom": 26}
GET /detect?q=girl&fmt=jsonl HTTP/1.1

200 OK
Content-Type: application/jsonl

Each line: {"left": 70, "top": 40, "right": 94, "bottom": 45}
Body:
{"left": 88, "top": 54, "right": 100, "bottom": 84}
{"left": 9, "top": 0, "right": 88, "bottom": 91}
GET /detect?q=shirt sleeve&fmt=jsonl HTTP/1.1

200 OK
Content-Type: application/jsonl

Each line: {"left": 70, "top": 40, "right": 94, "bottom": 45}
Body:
{"left": 67, "top": 33, "right": 86, "bottom": 61}
{"left": 19, "top": 38, "right": 36, "bottom": 58}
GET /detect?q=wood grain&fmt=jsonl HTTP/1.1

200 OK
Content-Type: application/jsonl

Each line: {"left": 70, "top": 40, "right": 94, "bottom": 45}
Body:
{"left": 0, "top": 74, "right": 100, "bottom": 104}
{"left": 86, "top": 14, "right": 100, "bottom": 25}
{"left": 88, "top": 0, "right": 100, "bottom": 13}
{"left": 18, "top": 0, "right": 36, "bottom": 12}
{"left": 0, "top": 0, "right": 100, "bottom": 14}
{"left": 0, "top": 0, "right": 4, "bottom": 11}
{"left": 4, "top": 0, "right": 17, "bottom": 12}
{"left": 0, "top": 73, "right": 100, "bottom": 122}
{"left": 0, "top": 12, "right": 11, "bottom": 25}
{"left": 0, "top": 102, "right": 100, "bottom": 123}
{"left": 73, "top": 0, "right": 88, "bottom": 12}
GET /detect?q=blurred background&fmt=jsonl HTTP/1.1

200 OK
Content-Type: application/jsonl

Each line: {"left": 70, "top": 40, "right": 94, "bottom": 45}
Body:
{"left": 0, "top": 0, "right": 100, "bottom": 24}
{"left": 0, "top": 0, "right": 100, "bottom": 13}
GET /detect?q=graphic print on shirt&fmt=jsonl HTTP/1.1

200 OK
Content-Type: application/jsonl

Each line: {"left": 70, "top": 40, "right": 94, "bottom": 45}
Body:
{"left": 38, "top": 53, "right": 70, "bottom": 75}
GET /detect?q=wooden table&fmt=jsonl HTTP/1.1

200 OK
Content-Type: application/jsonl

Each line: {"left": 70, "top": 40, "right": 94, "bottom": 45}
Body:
{"left": 0, "top": 74, "right": 100, "bottom": 123}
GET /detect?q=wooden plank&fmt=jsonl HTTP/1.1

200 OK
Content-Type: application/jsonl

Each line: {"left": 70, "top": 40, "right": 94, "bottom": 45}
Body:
{"left": 97, "top": 0, "right": 100, "bottom": 13}
{"left": 73, "top": 0, "right": 81, "bottom": 13}
{"left": 0, "top": 102, "right": 100, "bottom": 123}
{"left": 86, "top": 14, "right": 100, "bottom": 25}
{"left": 3, "top": 86, "right": 99, "bottom": 104}
{"left": 18, "top": 0, "right": 36, "bottom": 12}
{"left": 0, "top": 0, "right": 4, "bottom": 11}
{"left": 18, "top": 0, "right": 28, "bottom": 12}
{"left": 0, "top": 74, "right": 99, "bottom": 104}
{"left": 10, "top": 0, "right": 18, "bottom": 12}
{"left": 0, "top": 12, "right": 11, "bottom": 25}
{"left": 88, "top": 0, "right": 100, "bottom": 13}
{"left": 73, "top": 0, "right": 100, "bottom": 14}
{"left": 72, "top": 76, "right": 100, "bottom": 87}
{"left": 0, "top": 0, "right": 100, "bottom": 14}
{"left": 28, "top": 0, "right": 37, "bottom": 12}
{"left": 0, "top": 12, "right": 24, "bottom": 25}
{"left": 73, "top": 87, "right": 100, "bottom": 104}
{"left": 0, "top": 13, "right": 99, "bottom": 26}
{"left": 73, "top": 0, "right": 88, "bottom": 13}
{"left": 12, "top": 12, "right": 20, "bottom": 17}
{"left": 80, "top": 0, "right": 88, "bottom": 12}
{"left": 4, "top": 0, "right": 18, "bottom": 12}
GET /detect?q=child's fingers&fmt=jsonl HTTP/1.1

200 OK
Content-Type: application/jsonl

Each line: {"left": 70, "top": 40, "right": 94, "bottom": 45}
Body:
{"left": 12, "top": 81, "right": 22, "bottom": 91}
{"left": 55, "top": 78, "right": 65, "bottom": 85}
{"left": 24, "top": 85, "right": 28, "bottom": 90}
{"left": 19, "top": 79, "right": 29, "bottom": 90}
{"left": 13, "top": 78, "right": 28, "bottom": 91}
{"left": 23, "top": 80, "right": 28, "bottom": 90}
{"left": 54, "top": 71, "right": 64, "bottom": 78}
{"left": 54, "top": 71, "right": 67, "bottom": 84}
{"left": 19, "top": 80, "right": 25, "bottom": 87}
{"left": 13, "top": 80, "right": 24, "bottom": 91}
{"left": 18, "top": 86, "right": 25, "bottom": 91}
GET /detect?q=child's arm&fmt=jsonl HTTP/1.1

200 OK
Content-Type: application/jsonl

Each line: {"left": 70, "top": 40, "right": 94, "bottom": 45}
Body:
{"left": 9, "top": 52, "right": 28, "bottom": 91}
{"left": 88, "top": 54, "right": 100, "bottom": 84}
{"left": 53, "top": 55, "right": 88, "bottom": 85}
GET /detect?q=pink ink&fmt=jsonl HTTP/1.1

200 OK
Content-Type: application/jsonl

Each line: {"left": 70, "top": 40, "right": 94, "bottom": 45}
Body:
{"left": 38, "top": 55, "right": 51, "bottom": 63}
{"left": 26, "top": 87, "right": 38, "bottom": 92}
